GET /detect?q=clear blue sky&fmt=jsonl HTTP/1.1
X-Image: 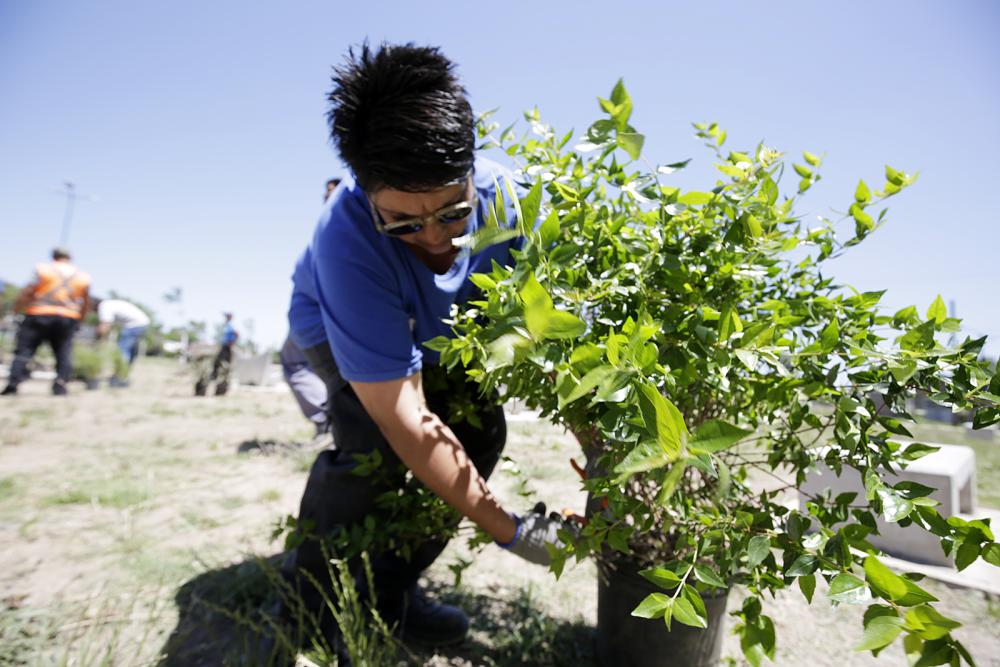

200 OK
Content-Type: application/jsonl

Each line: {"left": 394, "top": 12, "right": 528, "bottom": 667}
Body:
{"left": 2, "top": 1, "right": 998, "bottom": 356}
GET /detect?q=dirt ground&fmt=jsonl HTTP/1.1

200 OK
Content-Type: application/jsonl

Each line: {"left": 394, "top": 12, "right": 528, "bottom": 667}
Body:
{"left": 1, "top": 358, "right": 998, "bottom": 666}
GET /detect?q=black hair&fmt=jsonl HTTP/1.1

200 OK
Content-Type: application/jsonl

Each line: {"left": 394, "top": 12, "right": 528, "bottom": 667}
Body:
{"left": 327, "top": 42, "right": 474, "bottom": 193}
{"left": 52, "top": 247, "right": 71, "bottom": 260}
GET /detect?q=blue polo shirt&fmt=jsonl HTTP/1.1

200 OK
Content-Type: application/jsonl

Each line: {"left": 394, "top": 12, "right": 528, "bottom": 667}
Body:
{"left": 287, "top": 246, "right": 326, "bottom": 349}
{"left": 290, "top": 156, "right": 524, "bottom": 383}
{"left": 221, "top": 323, "right": 237, "bottom": 345}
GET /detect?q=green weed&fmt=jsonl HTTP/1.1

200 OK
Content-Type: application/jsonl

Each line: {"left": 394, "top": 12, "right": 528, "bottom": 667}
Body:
{"left": 42, "top": 478, "right": 152, "bottom": 509}
{"left": 218, "top": 495, "right": 244, "bottom": 510}
{"left": 0, "top": 476, "right": 19, "bottom": 503}
{"left": 258, "top": 489, "right": 281, "bottom": 503}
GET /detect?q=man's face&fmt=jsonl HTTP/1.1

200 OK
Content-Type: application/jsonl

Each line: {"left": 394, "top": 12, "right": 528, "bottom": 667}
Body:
{"left": 325, "top": 182, "right": 337, "bottom": 200}
{"left": 368, "top": 180, "right": 472, "bottom": 257}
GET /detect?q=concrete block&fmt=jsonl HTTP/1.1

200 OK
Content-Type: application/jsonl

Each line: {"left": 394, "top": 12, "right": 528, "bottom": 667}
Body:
{"left": 799, "top": 442, "right": 976, "bottom": 566}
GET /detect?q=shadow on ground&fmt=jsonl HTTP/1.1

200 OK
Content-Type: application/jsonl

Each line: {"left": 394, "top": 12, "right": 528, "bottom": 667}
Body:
{"left": 157, "top": 554, "right": 596, "bottom": 667}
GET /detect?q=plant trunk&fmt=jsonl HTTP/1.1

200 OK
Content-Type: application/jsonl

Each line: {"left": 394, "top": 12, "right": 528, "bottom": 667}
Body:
{"left": 597, "top": 564, "right": 729, "bottom": 667}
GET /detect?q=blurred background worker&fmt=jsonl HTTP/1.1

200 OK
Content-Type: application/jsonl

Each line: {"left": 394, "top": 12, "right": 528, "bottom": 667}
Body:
{"left": 2, "top": 248, "right": 91, "bottom": 396}
{"left": 208, "top": 312, "right": 238, "bottom": 384}
{"left": 279, "top": 178, "right": 341, "bottom": 438}
{"left": 279, "top": 335, "right": 329, "bottom": 438}
{"left": 95, "top": 296, "right": 150, "bottom": 387}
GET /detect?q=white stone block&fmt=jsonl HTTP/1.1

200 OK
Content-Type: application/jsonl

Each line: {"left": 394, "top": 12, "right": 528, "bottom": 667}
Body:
{"left": 799, "top": 443, "right": 976, "bottom": 566}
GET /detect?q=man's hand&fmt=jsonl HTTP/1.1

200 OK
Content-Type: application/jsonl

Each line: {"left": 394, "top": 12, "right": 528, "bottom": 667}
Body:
{"left": 498, "top": 503, "right": 579, "bottom": 566}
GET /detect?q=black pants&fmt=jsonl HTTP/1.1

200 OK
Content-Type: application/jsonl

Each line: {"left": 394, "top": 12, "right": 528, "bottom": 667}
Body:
{"left": 284, "top": 345, "right": 506, "bottom": 630}
{"left": 209, "top": 343, "right": 232, "bottom": 381}
{"left": 6, "top": 315, "right": 78, "bottom": 388}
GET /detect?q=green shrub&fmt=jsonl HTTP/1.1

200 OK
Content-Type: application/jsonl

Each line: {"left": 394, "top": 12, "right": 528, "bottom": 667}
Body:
{"left": 432, "top": 81, "right": 1000, "bottom": 665}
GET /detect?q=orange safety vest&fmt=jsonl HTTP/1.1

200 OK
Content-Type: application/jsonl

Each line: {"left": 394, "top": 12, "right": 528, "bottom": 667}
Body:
{"left": 25, "top": 261, "right": 91, "bottom": 320}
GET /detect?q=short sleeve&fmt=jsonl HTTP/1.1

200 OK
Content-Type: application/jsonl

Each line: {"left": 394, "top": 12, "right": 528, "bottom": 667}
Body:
{"left": 314, "top": 250, "right": 421, "bottom": 382}
{"left": 310, "top": 189, "right": 422, "bottom": 382}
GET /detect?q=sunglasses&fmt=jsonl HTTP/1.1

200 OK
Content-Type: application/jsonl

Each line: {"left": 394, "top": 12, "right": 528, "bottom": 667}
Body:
{"left": 368, "top": 192, "right": 478, "bottom": 237}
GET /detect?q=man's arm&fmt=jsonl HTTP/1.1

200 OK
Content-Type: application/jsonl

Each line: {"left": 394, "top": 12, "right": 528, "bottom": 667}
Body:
{"left": 350, "top": 372, "right": 518, "bottom": 544}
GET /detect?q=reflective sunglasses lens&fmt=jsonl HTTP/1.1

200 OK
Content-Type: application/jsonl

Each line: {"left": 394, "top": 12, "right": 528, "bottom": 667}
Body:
{"left": 439, "top": 204, "right": 473, "bottom": 225}
{"left": 385, "top": 222, "right": 423, "bottom": 236}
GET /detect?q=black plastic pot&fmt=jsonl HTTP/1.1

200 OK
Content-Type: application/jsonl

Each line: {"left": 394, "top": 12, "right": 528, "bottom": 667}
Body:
{"left": 597, "top": 564, "right": 729, "bottom": 667}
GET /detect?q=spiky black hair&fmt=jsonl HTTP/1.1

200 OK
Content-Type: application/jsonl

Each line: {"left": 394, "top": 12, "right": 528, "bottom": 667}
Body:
{"left": 327, "top": 42, "right": 475, "bottom": 193}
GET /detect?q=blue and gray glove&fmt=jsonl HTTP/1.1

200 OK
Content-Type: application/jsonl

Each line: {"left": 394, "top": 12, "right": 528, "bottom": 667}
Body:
{"left": 496, "top": 502, "right": 578, "bottom": 566}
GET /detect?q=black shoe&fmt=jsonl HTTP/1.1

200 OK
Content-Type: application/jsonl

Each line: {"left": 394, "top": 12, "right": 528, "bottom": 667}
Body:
{"left": 1, "top": 385, "right": 15, "bottom": 396}
{"left": 388, "top": 585, "right": 469, "bottom": 646}
{"left": 52, "top": 382, "right": 68, "bottom": 396}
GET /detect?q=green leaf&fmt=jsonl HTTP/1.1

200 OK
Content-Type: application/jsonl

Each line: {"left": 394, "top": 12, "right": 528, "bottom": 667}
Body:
{"left": 468, "top": 273, "right": 496, "bottom": 292}
{"left": 678, "top": 191, "right": 714, "bottom": 206}
{"left": 819, "top": 320, "right": 840, "bottom": 352}
{"left": 901, "top": 443, "right": 939, "bottom": 461}
{"left": 863, "top": 556, "right": 908, "bottom": 602}
{"left": 746, "top": 535, "right": 771, "bottom": 568}
{"left": 532, "top": 309, "right": 587, "bottom": 340}
{"left": 913, "top": 639, "right": 955, "bottom": 667}
{"left": 760, "top": 176, "right": 779, "bottom": 205}
{"left": 926, "top": 295, "right": 947, "bottom": 325}
{"left": 656, "top": 461, "right": 687, "bottom": 505}
{"left": 461, "top": 225, "right": 522, "bottom": 254}
{"left": 563, "top": 366, "right": 616, "bottom": 406}
{"left": 484, "top": 333, "right": 528, "bottom": 372}
{"left": 855, "top": 179, "right": 872, "bottom": 204}
{"left": 694, "top": 564, "right": 726, "bottom": 588}
{"left": 885, "top": 164, "right": 905, "bottom": 186}
{"left": 877, "top": 487, "right": 914, "bottom": 523}
{"left": 905, "top": 605, "right": 962, "bottom": 641}
{"left": 690, "top": 419, "right": 752, "bottom": 453}
{"left": 793, "top": 163, "right": 813, "bottom": 178}
{"left": 639, "top": 567, "right": 682, "bottom": 590}
{"left": 609, "top": 78, "right": 633, "bottom": 127}
{"left": 828, "top": 573, "right": 870, "bottom": 604}
{"left": 570, "top": 342, "right": 604, "bottom": 369}
{"left": 423, "top": 335, "right": 451, "bottom": 353}
{"left": 740, "top": 615, "right": 776, "bottom": 667}
{"left": 803, "top": 151, "right": 821, "bottom": 166}
{"left": 613, "top": 441, "right": 672, "bottom": 481}
{"left": 518, "top": 178, "right": 544, "bottom": 232}
{"left": 854, "top": 613, "right": 904, "bottom": 651}
{"left": 637, "top": 383, "right": 688, "bottom": 459}
{"left": 631, "top": 592, "right": 671, "bottom": 619}
{"left": 893, "top": 305, "right": 920, "bottom": 327}
{"left": 954, "top": 539, "right": 980, "bottom": 571}
{"left": 889, "top": 359, "right": 918, "bottom": 384}
{"left": 538, "top": 209, "right": 560, "bottom": 247}
{"left": 520, "top": 272, "right": 553, "bottom": 310}
{"left": 617, "top": 132, "right": 645, "bottom": 160}
{"left": 899, "top": 321, "right": 936, "bottom": 351}
{"left": 786, "top": 554, "right": 817, "bottom": 577}
{"left": 798, "top": 574, "right": 816, "bottom": 603}
{"left": 894, "top": 577, "right": 938, "bottom": 607}
{"left": 610, "top": 78, "right": 629, "bottom": 105}
{"left": 671, "top": 594, "right": 704, "bottom": 629}
{"left": 982, "top": 543, "right": 1000, "bottom": 567}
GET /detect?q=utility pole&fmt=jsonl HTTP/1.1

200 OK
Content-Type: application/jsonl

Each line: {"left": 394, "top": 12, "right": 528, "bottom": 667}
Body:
{"left": 54, "top": 181, "right": 97, "bottom": 247}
